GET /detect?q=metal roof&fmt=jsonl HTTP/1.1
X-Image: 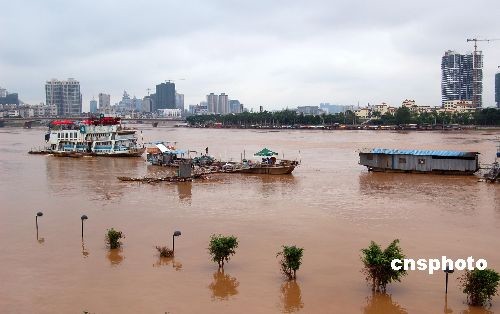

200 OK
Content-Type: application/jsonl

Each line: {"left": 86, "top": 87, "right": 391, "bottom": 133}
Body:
{"left": 368, "top": 148, "right": 478, "bottom": 157}
{"left": 155, "top": 143, "right": 169, "bottom": 153}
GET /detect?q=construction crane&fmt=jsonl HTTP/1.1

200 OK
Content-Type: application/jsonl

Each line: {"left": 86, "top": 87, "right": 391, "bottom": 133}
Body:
{"left": 466, "top": 38, "right": 499, "bottom": 107}
{"left": 165, "top": 78, "right": 186, "bottom": 84}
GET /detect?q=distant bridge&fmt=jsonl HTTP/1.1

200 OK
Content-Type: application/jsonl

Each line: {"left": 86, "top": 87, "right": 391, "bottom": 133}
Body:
{"left": 0, "top": 117, "right": 186, "bottom": 127}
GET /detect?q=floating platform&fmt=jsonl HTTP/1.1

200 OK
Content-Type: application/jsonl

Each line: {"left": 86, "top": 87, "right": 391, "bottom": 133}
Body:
{"left": 359, "top": 148, "right": 480, "bottom": 175}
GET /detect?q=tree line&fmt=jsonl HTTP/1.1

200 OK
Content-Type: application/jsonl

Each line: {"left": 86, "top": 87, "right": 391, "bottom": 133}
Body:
{"left": 186, "top": 108, "right": 500, "bottom": 126}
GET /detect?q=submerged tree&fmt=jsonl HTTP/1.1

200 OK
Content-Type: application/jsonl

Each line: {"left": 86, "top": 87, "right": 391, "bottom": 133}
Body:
{"left": 361, "top": 239, "right": 407, "bottom": 292}
{"left": 277, "top": 245, "right": 304, "bottom": 280}
{"left": 208, "top": 234, "right": 238, "bottom": 269}
{"left": 105, "top": 228, "right": 124, "bottom": 249}
{"left": 155, "top": 246, "right": 174, "bottom": 258}
{"left": 460, "top": 269, "right": 500, "bottom": 307}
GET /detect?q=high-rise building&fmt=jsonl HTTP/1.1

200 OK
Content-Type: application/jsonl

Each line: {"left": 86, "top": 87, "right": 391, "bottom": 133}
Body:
{"left": 496, "top": 72, "right": 500, "bottom": 108}
{"left": 218, "top": 93, "right": 229, "bottom": 114}
{"left": 229, "top": 99, "right": 241, "bottom": 113}
{"left": 89, "top": 99, "right": 98, "bottom": 113}
{"left": 45, "top": 78, "right": 82, "bottom": 116}
{"left": 207, "top": 93, "right": 218, "bottom": 114}
{"left": 98, "top": 93, "right": 110, "bottom": 111}
{"left": 175, "top": 93, "right": 185, "bottom": 111}
{"left": 0, "top": 92, "right": 19, "bottom": 106}
{"left": 142, "top": 96, "right": 153, "bottom": 112}
{"left": 441, "top": 50, "right": 483, "bottom": 107}
{"left": 117, "top": 91, "right": 133, "bottom": 112}
{"left": 0, "top": 87, "right": 7, "bottom": 98}
{"left": 155, "top": 82, "right": 176, "bottom": 110}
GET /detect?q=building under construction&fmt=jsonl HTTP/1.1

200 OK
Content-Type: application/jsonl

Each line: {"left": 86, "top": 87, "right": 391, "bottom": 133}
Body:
{"left": 441, "top": 50, "right": 483, "bottom": 107}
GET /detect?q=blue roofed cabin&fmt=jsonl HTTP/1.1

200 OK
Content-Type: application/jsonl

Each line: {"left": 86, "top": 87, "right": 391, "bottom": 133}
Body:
{"left": 359, "top": 148, "right": 480, "bottom": 175}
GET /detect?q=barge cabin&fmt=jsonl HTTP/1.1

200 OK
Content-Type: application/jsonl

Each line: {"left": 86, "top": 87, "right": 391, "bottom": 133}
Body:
{"left": 359, "top": 148, "right": 479, "bottom": 175}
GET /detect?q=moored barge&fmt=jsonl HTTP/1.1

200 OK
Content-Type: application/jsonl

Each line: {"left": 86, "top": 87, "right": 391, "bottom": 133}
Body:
{"left": 359, "top": 148, "right": 480, "bottom": 175}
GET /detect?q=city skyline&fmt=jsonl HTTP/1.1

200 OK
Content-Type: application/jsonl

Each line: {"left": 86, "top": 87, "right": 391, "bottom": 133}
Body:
{"left": 1, "top": 1, "right": 500, "bottom": 111}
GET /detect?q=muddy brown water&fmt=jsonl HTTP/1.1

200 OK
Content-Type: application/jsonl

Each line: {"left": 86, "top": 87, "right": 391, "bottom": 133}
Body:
{"left": 0, "top": 126, "right": 499, "bottom": 313}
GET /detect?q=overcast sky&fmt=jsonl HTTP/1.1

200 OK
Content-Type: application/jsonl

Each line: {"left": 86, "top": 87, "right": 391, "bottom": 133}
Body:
{"left": 1, "top": 0, "right": 499, "bottom": 111}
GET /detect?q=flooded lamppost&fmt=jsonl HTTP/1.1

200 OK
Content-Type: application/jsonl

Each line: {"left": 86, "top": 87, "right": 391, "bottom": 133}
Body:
{"left": 173, "top": 230, "right": 181, "bottom": 253}
{"left": 81, "top": 215, "right": 88, "bottom": 238}
{"left": 35, "top": 211, "right": 43, "bottom": 239}
{"left": 444, "top": 266, "right": 455, "bottom": 294}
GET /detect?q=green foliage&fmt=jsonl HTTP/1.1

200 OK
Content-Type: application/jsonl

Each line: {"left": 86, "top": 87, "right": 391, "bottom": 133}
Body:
{"left": 475, "top": 108, "right": 500, "bottom": 126}
{"left": 460, "top": 269, "right": 500, "bottom": 307}
{"left": 186, "top": 108, "right": 500, "bottom": 127}
{"left": 208, "top": 234, "right": 239, "bottom": 269}
{"left": 394, "top": 107, "right": 412, "bottom": 125}
{"left": 361, "top": 239, "right": 407, "bottom": 292}
{"left": 277, "top": 245, "right": 304, "bottom": 280}
{"left": 105, "top": 228, "right": 124, "bottom": 249}
{"left": 156, "top": 246, "right": 174, "bottom": 258}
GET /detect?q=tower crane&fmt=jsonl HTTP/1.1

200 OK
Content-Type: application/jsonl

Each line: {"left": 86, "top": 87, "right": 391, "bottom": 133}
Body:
{"left": 165, "top": 78, "right": 186, "bottom": 84}
{"left": 466, "top": 38, "right": 499, "bottom": 107}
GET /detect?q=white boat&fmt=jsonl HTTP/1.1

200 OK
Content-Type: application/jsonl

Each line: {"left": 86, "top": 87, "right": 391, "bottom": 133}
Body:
{"left": 39, "top": 116, "right": 145, "bottom": 157}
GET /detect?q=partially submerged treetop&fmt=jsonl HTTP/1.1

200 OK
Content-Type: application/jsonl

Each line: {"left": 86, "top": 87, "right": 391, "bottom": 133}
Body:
{"left": 208, "top": 234, "right": 238, "bottom": 269}
{"left": 361, "top": 239, "right": 407, "bottom": 292}
{"left": 106, "top": 228, "right": 124, "bottom": 249}
{"left": 460, "top": 268, "right": 500, "bottom": 307}
{"left": 277, "top": 245, "right": 304, "bottom": 280}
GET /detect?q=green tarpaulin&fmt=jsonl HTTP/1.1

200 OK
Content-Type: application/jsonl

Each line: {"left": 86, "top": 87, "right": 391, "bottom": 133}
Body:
{"left": 254, "top": 148, "right": 278, "bottom": 157}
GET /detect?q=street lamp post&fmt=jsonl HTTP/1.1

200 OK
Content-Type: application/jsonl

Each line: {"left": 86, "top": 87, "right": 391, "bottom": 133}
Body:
{"left": 444, "top": 266, "right": 455, "bottom": 294}
{"left": 81, "top": 215, "right": 88, "bottom": 238}
{"left": 172, "top": 230, "right": 181, "bottom": 253}
{"left": 35, "top": 211, "right": 43, "bottom": 239}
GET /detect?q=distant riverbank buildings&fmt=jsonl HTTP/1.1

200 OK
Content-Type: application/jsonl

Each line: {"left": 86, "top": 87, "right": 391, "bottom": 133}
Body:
{"left": 189, "top": 93, "right": 243, "bottom": 115}
{"left": 0, "top": 86, "right": 19, "bottom": 106}
{"left": 45, "top": 78, "right": 82, "bottom": 116}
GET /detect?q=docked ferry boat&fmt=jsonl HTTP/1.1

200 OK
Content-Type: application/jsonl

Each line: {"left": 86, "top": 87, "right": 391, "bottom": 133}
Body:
{"left": 39, "top": 116, "right": 145, "bottom": 157}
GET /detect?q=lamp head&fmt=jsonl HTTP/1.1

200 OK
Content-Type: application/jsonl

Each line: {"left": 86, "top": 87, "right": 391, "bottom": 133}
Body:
{"left": 173, "top": 231, "right": 181, "bottom": 237}
{"left": 81, "top": 215, "right": 88, "bottom": 220}
{"left": 444, "top": 267, "right": 455, "bottom": 274}
{"left": 36, "top": 212, "right": 43, "bottom": 217}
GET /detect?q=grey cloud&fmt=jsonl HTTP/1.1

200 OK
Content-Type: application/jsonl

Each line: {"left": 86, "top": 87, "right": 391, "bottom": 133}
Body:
{"left": 1, "top": 0, "right": 499, "bottom": 108}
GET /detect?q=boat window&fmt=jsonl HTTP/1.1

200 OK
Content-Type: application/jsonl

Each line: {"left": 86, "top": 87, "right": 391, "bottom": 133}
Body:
{"left": 418, "top": 158, "right": 425, "bottom": 164}
{"left": 399, "top": 157, "right": 406, "bottom": 164}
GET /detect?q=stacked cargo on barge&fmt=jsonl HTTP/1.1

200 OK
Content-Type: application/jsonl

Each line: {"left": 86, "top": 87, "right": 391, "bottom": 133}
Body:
{"left": 359, "top": 148, "right": 479, "bottom": 175}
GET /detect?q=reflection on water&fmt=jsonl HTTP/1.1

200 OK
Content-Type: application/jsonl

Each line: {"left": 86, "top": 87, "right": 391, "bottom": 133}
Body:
{"left": 208, "top": 270, "right": 239, "bottom": 301}
{"left": 363, "top": 292, "right": 407, "bottom": 314}
{"left": 106, "top": 248, "right": 124, "bottom": 266}
{"left": 280, "top": 280, "right": 304, "bottom": 313}
{"left": 461, "top": 306, "right": 494, "bottom": 314}
{"left": 153, "top": 257, "right": 182, "bottom": 271}
{"left": 81, "top": 241, "right": 89, "bottom": 258}
{"left": 444, "top": 295, "right": 452, "bottom": 314}
{"left": 247, "top": 174, "right": 298, "bottom": 199}
{"left": 177, "top": 182, "right": 192, "bottom": 203}
{"left": 45, "top": 157, "right": 133, "bottom": 201}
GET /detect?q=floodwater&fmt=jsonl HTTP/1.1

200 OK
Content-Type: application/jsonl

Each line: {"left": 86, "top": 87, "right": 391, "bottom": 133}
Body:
{"left": 0, "top": 126, "right": 499, "bottom": 313}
